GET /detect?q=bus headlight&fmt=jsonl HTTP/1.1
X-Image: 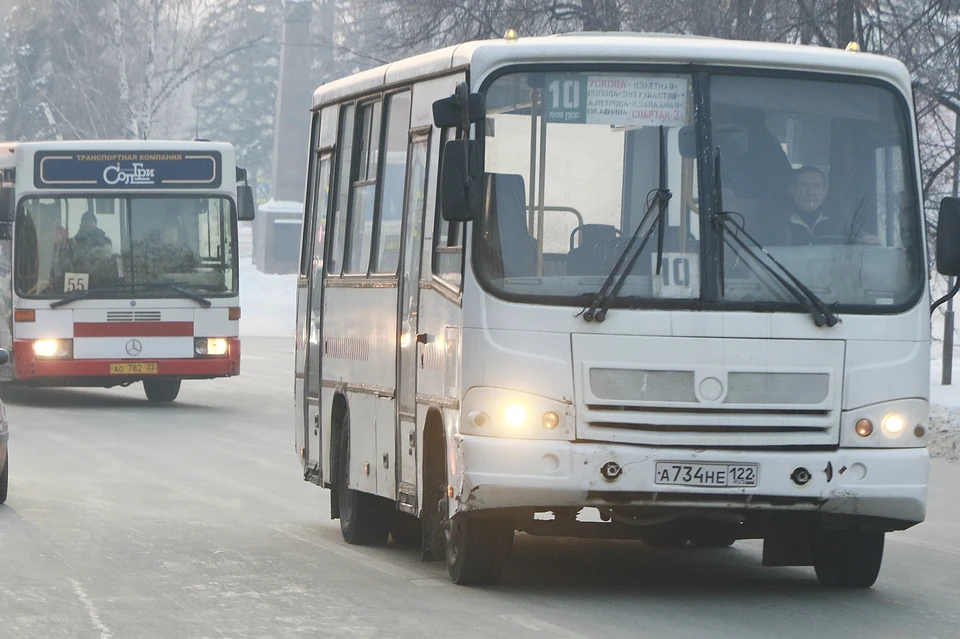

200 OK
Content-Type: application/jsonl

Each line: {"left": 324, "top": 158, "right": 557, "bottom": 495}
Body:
{"left": 195, "top": 338, "right": 228, "bottom": 357}
{"left": 33, "top": 338, "right": 72, "bottom": 358}
{"left": 881, "top": 413, "right": 905, "bottom": 437}
{"left": 841, "top": 399, "right": 927, "bottom": 448}
{"left": 504, "top": 404, "right": 527, "bottom": 427}
{"left": 460, "top": 387, "right": 574, "bottom": 440}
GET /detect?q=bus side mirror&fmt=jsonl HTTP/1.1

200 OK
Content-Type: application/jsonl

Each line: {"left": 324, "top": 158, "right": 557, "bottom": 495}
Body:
{"left": 432, "top": 91, "right": 485, "bottom": 128}
{"left": 0, "top": 349, "right": 8, "bottom": 366}
{"left": 237, "top": 185, "right": 256, "bottom": 222}
{"left": 0, "top": 186, "right": 14, "bottom": 223}
{"left": 937, "top": 197, "right": 960, "bottom": 276}
{"left": 439, "top": 139, "right": 480, "bottom": 222}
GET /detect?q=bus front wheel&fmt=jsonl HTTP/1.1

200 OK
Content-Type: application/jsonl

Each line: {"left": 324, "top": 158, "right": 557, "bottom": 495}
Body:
{"left": 813, "top": 529, "right": 884, "bottom": 588}
{"left": 446, "top": 514, "right": 513, "bottom": 585}
{"left": 143, "top": 378, "right": 181, "bottom": 402}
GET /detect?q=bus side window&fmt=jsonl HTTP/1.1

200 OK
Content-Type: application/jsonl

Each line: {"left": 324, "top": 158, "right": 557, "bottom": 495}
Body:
{"left": 344, "top": 99, "right": 382, "bottom": 275}
{"left": 300, "top": 114, "right": 322, "bottom": 278}
{"left": 373, "top": 91, "right": 411, "bottom": 274}
{"left": 433, "top": 128, "right": 465, "bottom": 290}
{"left": 327, "top": 103, "right": 356, "bottom": 276}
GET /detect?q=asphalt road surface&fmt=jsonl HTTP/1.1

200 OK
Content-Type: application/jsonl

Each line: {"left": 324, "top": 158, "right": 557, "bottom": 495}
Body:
{"left": 2, "top": 337, "right": 959, "bottom": 638}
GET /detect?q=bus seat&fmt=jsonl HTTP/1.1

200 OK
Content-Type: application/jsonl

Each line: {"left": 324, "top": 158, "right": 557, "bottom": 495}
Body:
{"left": 567, "top": 224, "right": 620, "bottom": 275}
{"left": 484, "top": 173, "right": 536, "bottom": 278}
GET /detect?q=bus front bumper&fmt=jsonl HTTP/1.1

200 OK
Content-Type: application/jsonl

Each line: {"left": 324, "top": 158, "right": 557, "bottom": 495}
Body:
{"left": 12, "top": 338, "right": 240, "bottom": 383}
{"left": 452, "top": 436, "right": 929, "bottom": 526}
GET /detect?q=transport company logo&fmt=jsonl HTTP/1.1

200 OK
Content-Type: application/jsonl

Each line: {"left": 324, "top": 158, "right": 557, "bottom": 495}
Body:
{"left": 103, "top": 162, "right": 155, "bottom": 186}
{"left": 125, "top": 339, "right": 143, "bottom": 356}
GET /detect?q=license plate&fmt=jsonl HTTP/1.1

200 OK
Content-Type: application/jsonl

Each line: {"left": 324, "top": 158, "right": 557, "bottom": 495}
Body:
{"left": 109, "top": 362, "right": 158, "bottom": 375}
{"left": 655, "top": 462, "right": 758, "bottom": 488}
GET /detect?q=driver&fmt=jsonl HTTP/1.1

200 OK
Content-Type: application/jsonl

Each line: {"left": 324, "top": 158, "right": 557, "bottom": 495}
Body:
{"left": 783, "top": 166, "right": 844, "bottom": 244}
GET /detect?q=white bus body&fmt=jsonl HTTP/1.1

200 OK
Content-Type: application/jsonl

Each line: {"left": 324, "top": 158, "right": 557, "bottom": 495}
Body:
{"left": 295, "top": 34, "right": 932, "bottom": 586}
{"left": 0, "top": 141, "right": 248, "bottom": 402}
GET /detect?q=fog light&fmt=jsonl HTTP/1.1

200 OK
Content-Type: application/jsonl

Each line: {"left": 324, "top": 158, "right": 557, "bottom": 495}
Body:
{"left": 542, "top": 412, "right": 560, "bottom": 430}
{"left": 855, "top": 418, "right": 874, "bottom": 437}
{"left": 34, "top": 339, "right": 70, "bottom": 358}
{"left": 882, "top": 414, "right": 905, "bottom": 436}
{"left": 504, "top": 404, "right": 527, "bottom": 427}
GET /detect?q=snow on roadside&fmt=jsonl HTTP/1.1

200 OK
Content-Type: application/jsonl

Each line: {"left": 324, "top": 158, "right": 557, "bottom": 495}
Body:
{"left": 238, "top": 257, "right": 297, "bottom": 338}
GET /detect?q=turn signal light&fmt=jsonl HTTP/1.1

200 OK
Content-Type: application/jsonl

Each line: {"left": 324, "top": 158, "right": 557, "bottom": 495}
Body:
{"left": 14, "top": 309, "right": 35, "bottom": 322}
{"left": 542, "top": 412, "right": 560, "bottom": 430}
{"left": 228, "top": 307, "right": 241, "bottom": 321}
{"left": 855, "top": 419, "right": 873, "bottom": 437}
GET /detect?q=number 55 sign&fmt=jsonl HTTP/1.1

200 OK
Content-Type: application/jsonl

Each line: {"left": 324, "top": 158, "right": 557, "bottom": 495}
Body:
{"left": 64, "top": 272, "right": 90, "bottom": 292}
{"left": 652, "top": 253, "right": 699, "bottom": 299}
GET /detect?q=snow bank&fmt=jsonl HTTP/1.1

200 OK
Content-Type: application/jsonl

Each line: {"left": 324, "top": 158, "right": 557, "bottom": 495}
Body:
{"left": 238, "top": 257, "right": 297, "bottom": 337}
{"left": 238, "top": 221, "right": 297, "bottom": 338}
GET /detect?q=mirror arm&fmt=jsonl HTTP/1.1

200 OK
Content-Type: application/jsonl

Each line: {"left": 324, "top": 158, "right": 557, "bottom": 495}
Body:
{"left": 932, "top": 277, "right": 960, "bottom": 313}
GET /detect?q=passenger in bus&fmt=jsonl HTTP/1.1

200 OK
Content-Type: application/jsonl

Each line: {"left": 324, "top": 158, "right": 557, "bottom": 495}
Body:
{"left": 66, "top": 211, "right": 118, "bottom": 287}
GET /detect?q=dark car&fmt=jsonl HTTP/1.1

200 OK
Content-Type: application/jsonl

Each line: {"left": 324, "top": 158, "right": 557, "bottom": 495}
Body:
{"left": 0, "top": 348, "right": 9, "bottom": 504}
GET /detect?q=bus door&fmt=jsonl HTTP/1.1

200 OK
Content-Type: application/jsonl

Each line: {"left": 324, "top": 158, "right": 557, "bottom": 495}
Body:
{"left": 303, "top": 152, "right": 331, "bottom": 479}
{"left": 396, "top": 133, "right": 430, "bottom": 512}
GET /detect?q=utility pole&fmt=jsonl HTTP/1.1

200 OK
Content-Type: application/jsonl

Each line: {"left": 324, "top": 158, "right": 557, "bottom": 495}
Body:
{"left": 943, "top": 36, "right": 960, "bottom": 385}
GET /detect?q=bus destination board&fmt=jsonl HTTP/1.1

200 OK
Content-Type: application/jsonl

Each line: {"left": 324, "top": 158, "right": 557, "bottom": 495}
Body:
{"left": 34, "top": 151, "right": 222, "bottom": 189}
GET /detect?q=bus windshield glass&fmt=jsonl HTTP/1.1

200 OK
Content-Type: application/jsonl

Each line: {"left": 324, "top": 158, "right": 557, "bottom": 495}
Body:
{"left": 15, "top": 195, "right": 237, "bottom": 298}
{"left": 478, "top": 70, "right": 923, "bottom": 313}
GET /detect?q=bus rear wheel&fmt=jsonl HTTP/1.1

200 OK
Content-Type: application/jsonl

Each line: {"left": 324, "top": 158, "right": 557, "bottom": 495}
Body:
{"left": 813, "top": 529, "right": 884, "bottom": 588}
{"left": 445, "top": 515, "right": 513, "bottom": 585}
{"left": 336, "top": 416, "right": 391, "bottom": 546}
{"left": 143, "top": 378, "right": 181, "bottom": 403}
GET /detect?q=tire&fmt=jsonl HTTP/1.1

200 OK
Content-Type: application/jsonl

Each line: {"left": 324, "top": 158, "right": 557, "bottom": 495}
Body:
{"left": 446, "top": 515, "right": 514, "bottom": 585}
{"left": 813, "top": 529, "right": 884, "bottom": 588}
{"left": 0, "top": 456, "right": 7, "bottom": 505}
{"left": 336, "top": 416, "right": 391, "bottom": 546}
{"left": 143, "top": 378, "right": 181, "bottom": 402}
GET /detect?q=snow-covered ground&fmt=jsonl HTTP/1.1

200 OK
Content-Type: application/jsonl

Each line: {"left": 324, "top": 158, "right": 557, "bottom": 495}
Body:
{"left": 237, "top": 218, "right": 960, "bottom": 461}
{"left": 237, "top": 221, "right": 297, "bottom": 338}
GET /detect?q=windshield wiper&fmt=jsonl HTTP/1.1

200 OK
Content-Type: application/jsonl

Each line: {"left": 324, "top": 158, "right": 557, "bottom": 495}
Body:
{"left": 717, "top": 213, "right": 839, "bottom": 327}
{"left": 49, "top": 288, "right": 111, "bottom": 309}
{"left": 131, "top": 282, "right": 212, "bottom": 308}
{"left": 583, "top": 126, "right": 671, "bottom": 323}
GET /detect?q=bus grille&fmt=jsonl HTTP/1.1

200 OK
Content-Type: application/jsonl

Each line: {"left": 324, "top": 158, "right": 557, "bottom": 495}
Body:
{"left": 107, "top": 311, "right": 163, "bottom": 322}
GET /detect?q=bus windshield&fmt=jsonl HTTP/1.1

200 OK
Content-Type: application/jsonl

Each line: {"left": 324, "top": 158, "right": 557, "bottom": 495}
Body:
{"left": 15, "top": 195, "right": 237, "bottom": 298}
{"left": 478, "top": 70, "right": 924, "bottom": 313}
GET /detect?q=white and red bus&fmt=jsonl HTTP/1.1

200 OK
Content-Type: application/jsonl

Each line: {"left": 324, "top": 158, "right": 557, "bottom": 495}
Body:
{"left": 0, "top": 140, "right": 254, "bottom": 402}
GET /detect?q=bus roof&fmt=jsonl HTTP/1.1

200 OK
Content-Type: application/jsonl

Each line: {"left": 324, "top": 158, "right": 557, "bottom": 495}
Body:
{"left": 312, "top": 33, "right": 913, "bottom": 109}
{"left": 1, "top": 140, "right": 236, "bottom": 154}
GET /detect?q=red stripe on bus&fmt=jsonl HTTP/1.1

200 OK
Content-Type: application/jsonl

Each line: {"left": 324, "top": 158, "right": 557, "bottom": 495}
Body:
{"left": 73, "top": 322, "right": 194, "bottom": 337}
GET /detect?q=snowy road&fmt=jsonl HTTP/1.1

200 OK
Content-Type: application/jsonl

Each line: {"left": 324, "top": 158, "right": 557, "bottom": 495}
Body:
{"left": 2, "top": 337, "right": 960, "bottom": 638}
